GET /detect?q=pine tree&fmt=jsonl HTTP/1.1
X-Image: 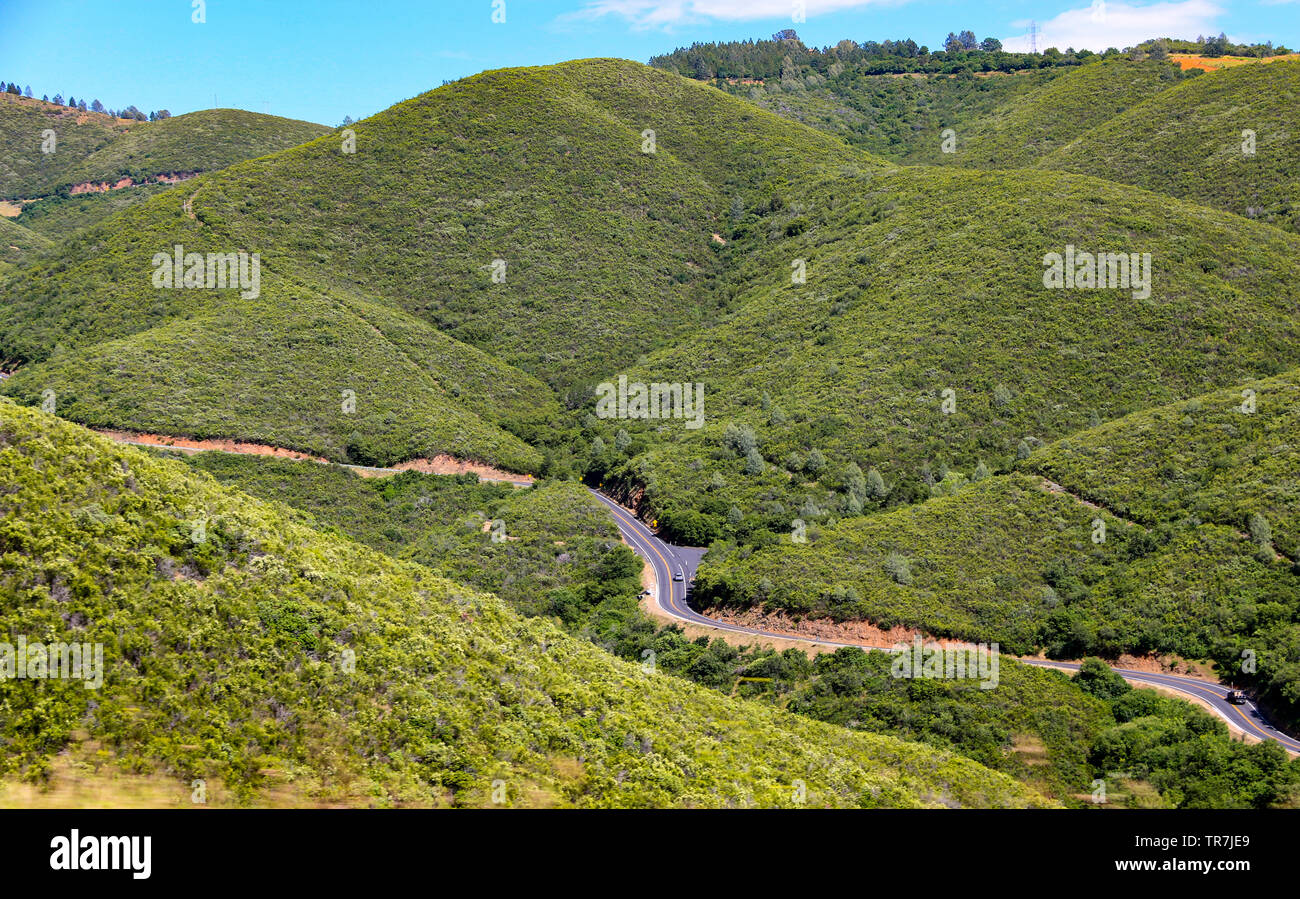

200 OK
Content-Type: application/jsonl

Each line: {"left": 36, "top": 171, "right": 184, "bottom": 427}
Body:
{"left": 867, "top": 467, "right": 888, "bottom": 499}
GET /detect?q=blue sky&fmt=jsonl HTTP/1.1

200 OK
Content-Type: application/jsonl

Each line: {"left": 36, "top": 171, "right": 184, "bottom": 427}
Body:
{"left": 2, "top": 0, "right": 1295, "bottom": 125}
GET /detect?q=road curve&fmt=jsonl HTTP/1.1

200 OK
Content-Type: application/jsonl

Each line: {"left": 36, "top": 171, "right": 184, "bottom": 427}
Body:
{"left": 590, "top": 488, "right": 1300, "bottom": 754}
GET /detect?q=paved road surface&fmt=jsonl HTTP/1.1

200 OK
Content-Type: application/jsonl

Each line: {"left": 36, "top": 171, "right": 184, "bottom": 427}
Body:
{"left": 590, "top": 488, "right": 1300, "bottom": 753}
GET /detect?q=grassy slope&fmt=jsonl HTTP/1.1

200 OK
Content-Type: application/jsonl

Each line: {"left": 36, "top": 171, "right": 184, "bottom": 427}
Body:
{"left": 913, "top": 59, "right": 1188, "bottom": 168}
{"left": 180, "top": 452, "right": 629, "bottom": 619}
{"left": 1030, "top": 369, "right": 1300, "bottom": 560}
{"left": 1040, "top": 60, "right": 1300, "bottom": 232}
{"left": 601, "top": 164, "right": 1300, "bottom": 528}
{"left": 0, "top": 271, "right": 554, "bottom": 469}
{"left": 174, "top": 451, "right": 1113, "bottom": 802}
{"left": 0, "top": 95, "right": 135, "bottom": 199}
{"left": 0, "top": 101, "right": 327, "bottom": 247}
{"left": 0, "top": 216, "right": 52, "bottom": 278}
{"left": 0, "top": 99, "right": 326, "bottom": 200}
{"left": 192, "top": 58, "right": 883, "bottom": 390}
{"left": 694, "top": 472, "right": 1293, "bottom": 652}
{"left": 0, "top": 59, "right": 882, "bottom": 465}
{"left": 62, "top": 109, "right": 329, "bottom": 186}
{"left": 721, "top": 69, "right": 1063, "bottom": 162}
{"left": 1028, "top": 371, "right": 1300, "bottom": 723}
{"left": 692, "top": 368, "right": 1300, "bottom": 724}
{"left": 0, "top": 401, "right": 1048, "bottom": 808}
{"left": 178, "top": 448, "right": 1300, "bottom": 807}
{"left": 14, "top": 183, "right": 173, "bottom": 242}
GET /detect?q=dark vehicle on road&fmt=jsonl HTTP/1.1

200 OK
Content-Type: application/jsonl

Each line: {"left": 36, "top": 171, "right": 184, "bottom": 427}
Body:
{"left": 1226, "top": 690, "right": 1248, "bottom": 705}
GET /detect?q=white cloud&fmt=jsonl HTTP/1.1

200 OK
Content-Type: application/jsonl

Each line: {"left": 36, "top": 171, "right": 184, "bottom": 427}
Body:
{"left": 571, "top": 0, "right": 905, "bottom": 30}
{"left": 1001, "top": 0, "right": 1225, "bottom": 52}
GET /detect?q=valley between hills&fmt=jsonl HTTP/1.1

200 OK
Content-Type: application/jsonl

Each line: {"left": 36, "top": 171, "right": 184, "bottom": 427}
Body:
{"left": 3, "top": 32, "right": 1300, "bottom": 809}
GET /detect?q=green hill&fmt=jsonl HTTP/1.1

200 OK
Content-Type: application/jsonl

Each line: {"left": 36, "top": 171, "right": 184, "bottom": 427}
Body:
{"left": 0, "top": 400, "right": 1048, "bottom": 808}
{"left": 1030, "top": 368, "right": 1300, "bottom": 561}
{"left": 691, "top": 367, "right": 1300, "bottom": 728}
{"left": 694, "top": 471, "right": 1292, "bottom": 654}
{"left": 0, "top": 58, "right": 884, "bottom": 466}
{"left": 905, "top": 58, "right": 1188, "bottom": 168}
{"left": 0, "top": 270, "right": 556, "bottom": 470}
{"left": 0, "top": 99, "right": 329, "bottom": 247}
{"left": 592, "top": 164, "right": 1300, "bottom": 539}
{"left": 721, "top": 69, "right": 1064, "bottom": 162}
{"left": 0, "top": 216, "right": 52, "bottom": 277}
{"left": 0, "top": 98, "right": 327, "bottom": 201}
{"left": 179, "top": 452, "right": 633, "bottom": 621}
{"left": 1040, "top": 61, "right": 1300, "bottom": 231}
{"left": 0, "top": 94, "right": 134, "bottom": 199}
{"left": 165, "top": 446, "right": 1300, "bottom": 808}
{"left": 188, "top": 58, "right": 883, "bottom": 389}
{"left": 60, "top": 108, "right": 330, "bottom": 188}
{"left": 12, "top": 183, "right": 174, "bottom": 242}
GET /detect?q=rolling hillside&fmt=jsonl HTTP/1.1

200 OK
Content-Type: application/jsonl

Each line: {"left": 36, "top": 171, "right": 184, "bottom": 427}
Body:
{"left": 164, "top": 449, "right": 1300, "bottom": 807}
{"left": 0, "top": 400, "right": 1049, "bottom": 808}
{"left": 11, "top": 182, "right": 173, "bottom": 242}
{"left": 594, "top": 164, "right": 1300, "bottom": 536}
{"left": 0, "top": 58, "right": 884, "bottom": 466}
{"left": 719, "top": 68, "right": 1063, "bottom": 162}
{"left": 0, "top": 100, "right": 329, "bottom": 253}
{"left": 0, "top": 266, "right": 557, "bottom": 470}
{"left": 909, "top": 58, "right": 1188, "bottom": 168}
{"left": 0, "top": 97, "right": 327, "bottom": 200}
{"left": 1040, "top": 60, "right": 1300, "bottom": 232}
{"left": 179, "top": 452, "right": 634, "bottom": 621}
{"left": 694, "top": 471, "right": 1292, "bottom": 655}
{"left": 0, "top": 94, "right": 134, "bottom": 199}
{"left": 1029, "top": 369, "right": 1300, "bottom": 561}
{"left": 0, "top": 216, "right": 51, "bottom": 277}
{"left": 691, "top": 366, "right": 1300, "bottom": 728}
{"left": 60, "top": 108, "right": 330, "bottom": 188}
{"left": 190, "top": 58, "right": 884, "bottom": 389}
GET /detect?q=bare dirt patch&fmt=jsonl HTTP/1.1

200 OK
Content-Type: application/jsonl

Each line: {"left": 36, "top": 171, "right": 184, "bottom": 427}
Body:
{"left": 94, "top": 429, "right": 329, "bottom": 461}
{"left": 94, "top": 428, "right": 532, "bottom": 485}
{"left": 1171, "top": 52, "right": 1300, "bottom": 71}
{"left": 390, "top": 455, "right": 532, "bottom": 485}
{"left": 705, "top": 606, "right": 961, "bottom": 651}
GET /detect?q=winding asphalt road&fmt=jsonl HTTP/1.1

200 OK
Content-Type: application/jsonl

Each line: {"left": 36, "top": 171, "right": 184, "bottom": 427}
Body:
{"left": 590, "top": 488, "right": 1300, "bottom": 754}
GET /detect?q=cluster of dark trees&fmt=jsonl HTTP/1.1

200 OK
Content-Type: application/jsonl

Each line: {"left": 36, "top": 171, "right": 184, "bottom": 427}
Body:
{"left": 5, "top": 81, "right": 170, "bottom": 120}
{"left": 943, "top": 30, "right": 1002, "bottom": 53}
{"left": 651, "top": 31, "right": 1088, "bottom": 80}
{"left": 1166, "top": 34, "right": 1292, "bottom": 57}
{"left": 651, "top": 30, "right": 1293, "bottom": 82}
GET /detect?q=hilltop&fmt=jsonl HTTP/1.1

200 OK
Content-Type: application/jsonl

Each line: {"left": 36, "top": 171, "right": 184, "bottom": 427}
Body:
{"left": 0, "top": 96, "right": 327, "bottom": 201}
{"left": 0, "top": 98, "right": 329, "bottom": 246}
{"left": 58, "top": 108, "right": 329, "bottom": 190}
{"left": 0, "top": 93, "right": 135, "bottom": 199}
{"left": 0, "top": 58, "right": 884, "bottom": 468}
{"left": 0, "top": 400, "right": 1049, "bottom": 808}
